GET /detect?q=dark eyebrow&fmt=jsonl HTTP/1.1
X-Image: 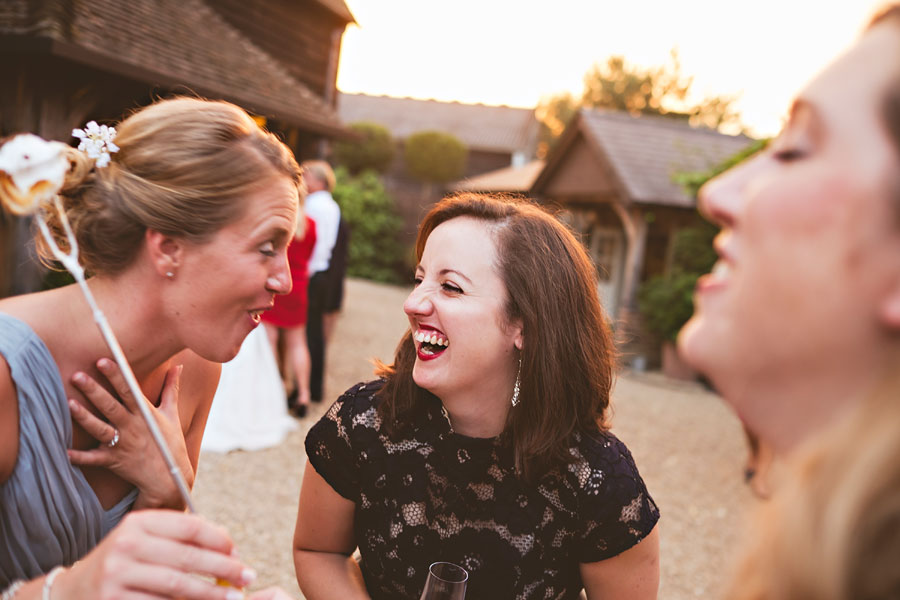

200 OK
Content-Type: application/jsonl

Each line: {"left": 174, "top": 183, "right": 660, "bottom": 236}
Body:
{"left": 440, "top": 269, "right": 473, "bottom": 286}
{"left": 414, "top": 265, "right": 473, "bottom": 286}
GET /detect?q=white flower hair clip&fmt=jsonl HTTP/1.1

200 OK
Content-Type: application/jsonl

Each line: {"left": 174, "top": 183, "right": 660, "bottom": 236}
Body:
{"left": 72, "top": 120, "right": 119, "bottom": 167}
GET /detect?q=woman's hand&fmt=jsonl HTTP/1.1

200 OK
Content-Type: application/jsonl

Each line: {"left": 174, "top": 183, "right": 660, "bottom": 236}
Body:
{"left": 67, "top": 358, "right": 194, "bottom": 510}
{"left": 56, "top": 510, "right": 256, "bottom": 599}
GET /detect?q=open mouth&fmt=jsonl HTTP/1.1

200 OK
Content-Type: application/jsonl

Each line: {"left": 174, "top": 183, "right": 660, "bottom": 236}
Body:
{"left": 414, "top": 329, "right": 449, "bottom": 357}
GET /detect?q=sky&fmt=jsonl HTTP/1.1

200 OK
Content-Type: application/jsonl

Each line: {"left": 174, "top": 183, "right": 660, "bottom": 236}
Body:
{"left": 336, "top": 0, "right": 889, "bottom": 137}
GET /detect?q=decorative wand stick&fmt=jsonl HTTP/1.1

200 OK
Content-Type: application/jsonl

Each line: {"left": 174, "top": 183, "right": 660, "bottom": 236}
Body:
{"left": 0, "top": 130, "right": 196, "bottom": 513}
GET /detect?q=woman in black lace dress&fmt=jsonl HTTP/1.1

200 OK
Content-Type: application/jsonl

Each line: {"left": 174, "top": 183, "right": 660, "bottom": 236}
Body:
{"left": 293, "top": 194, "right": 660, "bottom": 599}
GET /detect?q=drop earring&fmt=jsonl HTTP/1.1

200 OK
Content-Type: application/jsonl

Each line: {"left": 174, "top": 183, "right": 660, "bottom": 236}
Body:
{"left": 511, "top": 356, "right": 522, "bottom": 407}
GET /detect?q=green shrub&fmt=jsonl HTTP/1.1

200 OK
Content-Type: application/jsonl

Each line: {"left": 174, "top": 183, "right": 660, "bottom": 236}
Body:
{"left": 638, "top": 138, "right": 767, "bottom": 342}
{"left": 637, "top": 225, "right": 717, "bottom": 342}
{"left": 404, "top": 130, "right": 467, "bottom": 183}
{"left": 638, "top": 271, "right": 700, "bottom": 342}
{"left": 333, "top": 121, "right": 395, "bottom": 175}
{"left": 332, "top": 167, "right": 408, "bottom": 284}
{"left": 670, "top": 222, "right": 718, "bottom": 275}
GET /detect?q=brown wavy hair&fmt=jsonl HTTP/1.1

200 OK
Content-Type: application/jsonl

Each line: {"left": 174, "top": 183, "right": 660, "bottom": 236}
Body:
{"left": 725, "top": 6, "right": 900, "bottom": 599}
{"left": 39, "top": 97, "right": 302, "bottom": 274}
{"left": 375, "top": 193, "right": 616, "bottom": 483}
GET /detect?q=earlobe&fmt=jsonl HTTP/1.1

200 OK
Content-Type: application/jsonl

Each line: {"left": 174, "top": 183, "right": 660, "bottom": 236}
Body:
{"left": 513, "top": 324, "right": 524, "bottom": 351}
{"left": 145, "top": 229, "right": 183, "bottom": 278}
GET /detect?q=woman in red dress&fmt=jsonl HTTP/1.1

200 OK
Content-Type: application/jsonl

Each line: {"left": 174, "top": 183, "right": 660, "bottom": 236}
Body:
{"left": 262, "top": 214, "right": 316, "bottom": 416}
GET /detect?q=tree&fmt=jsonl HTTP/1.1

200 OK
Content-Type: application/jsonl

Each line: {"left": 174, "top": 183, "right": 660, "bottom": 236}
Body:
{"left": 333, "top": 121, "right": 395, "bottom": 174}
{"left": 535, "top": 92, "right": 578, "bottom": 157}
{"left": 403, "top": 131, "right": 467, "bottom": 185}
{"left": 537, "top": 50, "right": 742, "bottom": 155}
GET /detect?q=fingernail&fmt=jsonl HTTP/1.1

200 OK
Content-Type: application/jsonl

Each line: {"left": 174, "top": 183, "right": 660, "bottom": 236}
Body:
{"left": 68, "top": 399, "right": 79, "bottom": 411}
{"left": 73, "top": 372, "right": 86, "bottom": 384}
{"left": 240, "top": 568, "right": 257, "bottom": 586}
{"left": 225, "top": 590, "right": 244, "bottom": 600}
{"left": 98, "top": 358, "right": 112, "bottom": 369}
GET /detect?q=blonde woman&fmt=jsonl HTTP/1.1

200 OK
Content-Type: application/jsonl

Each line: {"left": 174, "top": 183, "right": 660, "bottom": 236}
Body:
{"left": 0, "top": 97, "right": 299, "bottom": 599}
{"left": 678, "top": 5, "right": 900, "bottom": 597}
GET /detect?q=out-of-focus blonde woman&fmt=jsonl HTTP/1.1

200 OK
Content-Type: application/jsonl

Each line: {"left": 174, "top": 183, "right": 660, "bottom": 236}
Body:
{"left": 678, "top": 6, "right": 900, "bottom": 598}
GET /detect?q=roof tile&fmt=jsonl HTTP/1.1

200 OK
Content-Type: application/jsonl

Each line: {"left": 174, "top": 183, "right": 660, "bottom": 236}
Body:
{"left": 452, "top": 160, "right": 545, "bottom": 192}
{"left": 338, "top": 93, "right": 538, "bottom": 154}
{"left": 580, "top": 109, "right": 754, "bottom": 207}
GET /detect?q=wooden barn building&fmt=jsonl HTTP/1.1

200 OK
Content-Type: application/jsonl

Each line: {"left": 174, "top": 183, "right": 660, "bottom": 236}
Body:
{"left": 531, "top": 108, "right": 754, "bottom": 358}
{"left": 0, "top": 0, "right": 355, "bottom": 296}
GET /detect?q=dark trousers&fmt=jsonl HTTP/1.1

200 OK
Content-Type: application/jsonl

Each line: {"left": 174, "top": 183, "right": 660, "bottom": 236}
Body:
{"left": 306, "top": 271, "right": 328, "bottom": 401}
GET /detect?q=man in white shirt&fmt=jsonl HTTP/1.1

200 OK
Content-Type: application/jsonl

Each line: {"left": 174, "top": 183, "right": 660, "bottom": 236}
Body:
{"left": 301, "top": 160, "right": 340, "bottom": 402}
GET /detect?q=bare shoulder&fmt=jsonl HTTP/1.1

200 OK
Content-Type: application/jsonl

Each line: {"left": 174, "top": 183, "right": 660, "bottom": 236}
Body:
{"left": 0, "top": 286, "right": 74, "bottom": 344}
{"left": 0, "top": 353, "right": 20, "bottom": 484}
{"left": 0, "top": 292, "right": 42, "bottom": 326}
{"left": 0, "top": 286, "right": 63, "bottom": 312}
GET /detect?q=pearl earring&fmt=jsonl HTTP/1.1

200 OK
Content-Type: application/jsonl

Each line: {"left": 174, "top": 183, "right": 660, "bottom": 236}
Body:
{"left": 166, "top": 271, "right": 174, "bottom": 278}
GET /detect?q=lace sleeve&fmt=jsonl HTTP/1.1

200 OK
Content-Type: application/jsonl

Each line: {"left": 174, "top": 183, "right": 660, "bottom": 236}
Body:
{"left": 304, "top": 383, "right": 376, "bottom": 501}
{"left": 577, "top": 432, "right": 660, "bottom": 562}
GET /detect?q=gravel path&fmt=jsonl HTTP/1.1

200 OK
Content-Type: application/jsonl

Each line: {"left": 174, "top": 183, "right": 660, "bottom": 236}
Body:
{"left": 193, "top": 278, "right": 756, "bottom": 599}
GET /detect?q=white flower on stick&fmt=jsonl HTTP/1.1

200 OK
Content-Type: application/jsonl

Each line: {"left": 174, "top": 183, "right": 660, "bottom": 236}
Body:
{"left": 0, "top": 134, "right": 70, "bottom": 215}
{"left": 72, "top": 120, "right": 119, "bottom": 168}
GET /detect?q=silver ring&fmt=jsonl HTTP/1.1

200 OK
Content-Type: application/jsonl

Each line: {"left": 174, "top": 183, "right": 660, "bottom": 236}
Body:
{"left": 107, "top": 429, "right": 120, "bottom": 448}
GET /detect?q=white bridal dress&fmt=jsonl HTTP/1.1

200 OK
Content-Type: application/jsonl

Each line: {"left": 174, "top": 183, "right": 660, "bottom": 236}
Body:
{"left": 201, "top": 325, "right": 296, "bottom": 453}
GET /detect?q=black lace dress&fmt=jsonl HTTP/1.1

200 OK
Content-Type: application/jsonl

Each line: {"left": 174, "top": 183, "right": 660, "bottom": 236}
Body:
{"left": 305, "top": 381, "right": 659, "bottom": 600}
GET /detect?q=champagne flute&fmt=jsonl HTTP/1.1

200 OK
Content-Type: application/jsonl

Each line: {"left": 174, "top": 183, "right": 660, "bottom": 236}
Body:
{"left": 419, "top": 562, "right": 468, "bottom": 600}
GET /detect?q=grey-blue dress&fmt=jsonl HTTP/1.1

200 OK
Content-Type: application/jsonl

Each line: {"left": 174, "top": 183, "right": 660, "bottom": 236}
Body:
{"left": 0, "top": 313, "right": 137, "bottom": 587}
